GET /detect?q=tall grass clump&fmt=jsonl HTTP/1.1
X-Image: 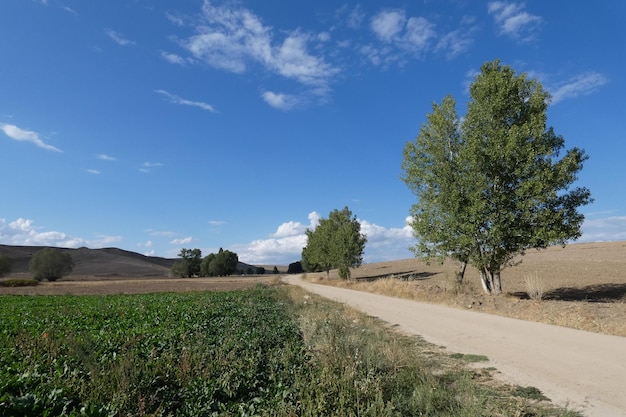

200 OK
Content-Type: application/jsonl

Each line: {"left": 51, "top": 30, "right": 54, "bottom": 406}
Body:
{"left": 524, "top": 271, "right": 545, "bottom": 300}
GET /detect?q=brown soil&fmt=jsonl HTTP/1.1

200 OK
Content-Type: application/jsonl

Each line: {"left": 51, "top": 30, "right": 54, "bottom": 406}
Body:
{"left": 307, "top": 241, "right": 626, "bottom": 337}
{"left": 0, "top": 276, "right": 280, "bottom": 296}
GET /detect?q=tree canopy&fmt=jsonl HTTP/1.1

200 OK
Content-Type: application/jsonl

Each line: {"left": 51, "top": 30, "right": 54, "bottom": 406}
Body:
{"left": 301, "top": 207, "right": 367, "bottom": 279}
{"left": 171, "top": 248, "right": 203, "bottom": 278}
{"left": 401, "top": 60, "right": 592, "bottom": 294}
{"left": 29, "top": 248, "right": 74, "bottom": 281}
{"left": 200, "top": 248, "right": 239, "bottom": 277}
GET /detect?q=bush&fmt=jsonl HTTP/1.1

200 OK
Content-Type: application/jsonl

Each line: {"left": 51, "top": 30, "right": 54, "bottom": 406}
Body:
{"left": 0, "top": 254, "right": 12, "bottom": 277}
{"left": 524, "top": 271, "right": 545, "bottom": 300}
{"left": 29, "top": 248, "right": 74, "bottom": 281}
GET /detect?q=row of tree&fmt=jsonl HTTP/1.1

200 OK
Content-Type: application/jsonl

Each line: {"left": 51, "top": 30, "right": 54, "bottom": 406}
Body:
{"left": 170, "top": 248, "right": 240, "bottom": 277}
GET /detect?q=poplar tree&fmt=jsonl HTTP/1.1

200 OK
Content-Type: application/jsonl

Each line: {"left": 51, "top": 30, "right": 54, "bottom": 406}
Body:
{"left": 402, "top": 60, "right": 592, "bottom": 294}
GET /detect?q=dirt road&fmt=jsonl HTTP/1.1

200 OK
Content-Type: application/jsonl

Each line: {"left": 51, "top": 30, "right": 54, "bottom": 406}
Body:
{"left": 285, "top": 275, "right": 626, "bottom": 417}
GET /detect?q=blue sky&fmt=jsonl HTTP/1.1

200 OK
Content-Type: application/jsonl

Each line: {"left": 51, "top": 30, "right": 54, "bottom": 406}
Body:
{"left": 1, "top": 1, "right": 624, "bottom": 265}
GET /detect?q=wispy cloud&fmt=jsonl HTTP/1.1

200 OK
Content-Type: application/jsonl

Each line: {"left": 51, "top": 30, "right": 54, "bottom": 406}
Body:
{"left": 580, "top": 216, "right": 626, "bottom": 242}
{"left": 105, "top": 29, "right": 135, "bottom": 46}
{"left": 208, "top": 220, "right": 226, "bottom": 226}
{"left": 550, "top": 72, "right": 608, "bottom": 104}
{"left": 86, "top": 169, "right": 101, "bottom": 175}
{"left": 160, "top": 51, "right": 187, "bottom": 65}
{"left": 487, "top": 2, "right": 542, "bottom": 41}
{"left": 140, "top": 161, "right": 164, "bottom": 173}
{"left": 155, "top": 89, "right": 216, "bottom": 112}
{"left": 1, "top": 123, "right": 61, "bottom": 152}
{"left": 97, "top": 154, "right": 117, "bottom": 161}
{"left": 170, "top": 236, "right": 193, "bottom": 245}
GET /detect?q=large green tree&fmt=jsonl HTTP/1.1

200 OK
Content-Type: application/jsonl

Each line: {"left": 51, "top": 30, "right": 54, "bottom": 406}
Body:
{"left": 29, "top": 248, "right": 74, "bottom": 281}
{"left": 401, "top": 60, "right": 592, "bottom": 294}
{"left": 200, "top": 248, "right": 239, "bottom": 276}
{"left": 302, "top": 207, "right": 367, "bottom": 280}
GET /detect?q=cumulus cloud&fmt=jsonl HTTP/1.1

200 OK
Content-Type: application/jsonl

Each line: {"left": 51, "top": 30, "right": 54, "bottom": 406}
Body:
{"left": 0, "top": 218, "right": 121, "bottom": 248}
{"left": 261, "top": 91, "right": 299, "bottom": 110}
{"left": 487, "top": 1, "right": 541, "bottom": 41}
{"left": 363, "top": 9, "right": 435, "bottom": 66}
{"left": 155, "top": 89, "right": 216, "bottom": 112}
{"left": 105, "top": 29, "right": 135, "bottom": 46}
{"left": 179, "top": 0, "right": 338, "bottom": 103}
{"left": 549, "top": 72, "right": 608, "bottom": 104}
{"left": 1, "top": 123, "right": 61, "bottom": 152}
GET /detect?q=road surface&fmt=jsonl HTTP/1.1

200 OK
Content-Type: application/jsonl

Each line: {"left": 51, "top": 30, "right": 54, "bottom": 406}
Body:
{"left": 284, "top": 275, "right": 626, "bottom": 417}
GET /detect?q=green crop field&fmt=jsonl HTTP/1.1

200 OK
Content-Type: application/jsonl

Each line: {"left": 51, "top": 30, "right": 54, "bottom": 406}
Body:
{"left": 0, "top": 286, "right": 580, "bottom": 417}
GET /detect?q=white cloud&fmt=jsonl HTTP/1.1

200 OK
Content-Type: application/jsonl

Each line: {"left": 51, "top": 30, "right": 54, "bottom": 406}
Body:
{"left": 371, "top": 10, "right": 406, "bottom": 42}
{"left": 550, "top": 72, "right": 608, "bottom": 104}
{"left": 105, "top": 29, "right": 135, "bottom": 46}
{"left": 487, "top": 2, "right": 541, "bottom": 41}
{"left": 139, "top": 161, "right": 164, "bottom": 173}
{"left": 97, "top": 154, "right": 117, "bottom": 161}
{"left": 86, "top": 169, "right": 101, "bottom": 175}
{"left": 365, "top": 9, "right": 435, "bottom": 65}
{"left": 160, "top": 51, "right": 187, "bottom": 65}
{"left": 261, "top": 91, "right": 299, "bottom": 110}
{"left": 1, "top": 123, "right": 62, "bottom": 152}
{"left": 155, "top": 89, "right": 216, "bottom": 112}
{"left": 0, "top": 218, "right": 121, "bottom": 248}
{"left": 579, "top": 216, "right": 626, "bottom": 242}
{"left": 170, "top": 237, "right": 193, "bottom": 245}
{"left": 208, "top": 220, "right": 226, "bottom": 226}
{"left": 346, "top": 5, "right": 365, "bottom": 29}
{"left": 181, "top": 1, "right": 338, "bottom": 93}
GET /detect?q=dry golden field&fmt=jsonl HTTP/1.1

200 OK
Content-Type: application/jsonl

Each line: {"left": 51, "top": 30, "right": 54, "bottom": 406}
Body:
{"left": 307, "top": 241, "right": 626, "bottom": 337}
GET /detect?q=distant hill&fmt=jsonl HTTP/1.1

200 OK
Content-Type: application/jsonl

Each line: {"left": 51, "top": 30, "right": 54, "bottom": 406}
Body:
{"left": 0, "top": 245, "right": 261, "bottom": 278}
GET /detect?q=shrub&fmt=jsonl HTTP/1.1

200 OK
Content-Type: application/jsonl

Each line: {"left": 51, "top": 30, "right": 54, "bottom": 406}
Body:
{"left": 0, "top": 278, "right": 40, "bottom": 287}
{"left": 29, "top": 248, "right": 74, "bottom": 281}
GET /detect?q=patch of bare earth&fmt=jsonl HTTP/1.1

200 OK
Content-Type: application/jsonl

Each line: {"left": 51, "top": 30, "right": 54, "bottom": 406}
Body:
{"left": 307, "top": 241, "right": 626, "bottom": 337}
{"left": 0, "top": 276, "right": 280, "bottom": 296}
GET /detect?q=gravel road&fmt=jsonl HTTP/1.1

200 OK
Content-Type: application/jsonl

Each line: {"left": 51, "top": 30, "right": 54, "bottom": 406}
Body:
{"left": 285, "top": 275, "right": 626, "bottom": 417}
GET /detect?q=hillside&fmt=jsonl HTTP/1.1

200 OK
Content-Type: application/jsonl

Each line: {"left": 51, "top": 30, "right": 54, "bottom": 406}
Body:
{"left": 0, "top": 245, "right": 260, "bottom": 278}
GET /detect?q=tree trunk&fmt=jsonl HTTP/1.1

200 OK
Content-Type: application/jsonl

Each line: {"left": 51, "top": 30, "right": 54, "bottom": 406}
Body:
{"left": 479, "top": 268, "right": 502, "bottom": 295}
{"left": 455, "top": 261, "right": 467, "bottom": 285}
{"left": 479, "top": 268, "right": 492, "bottom": 294}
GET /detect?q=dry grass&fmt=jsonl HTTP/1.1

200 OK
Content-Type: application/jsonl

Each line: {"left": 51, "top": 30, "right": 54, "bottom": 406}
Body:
{"left": 307, "top": 241, "right": 626, "bottom": 337}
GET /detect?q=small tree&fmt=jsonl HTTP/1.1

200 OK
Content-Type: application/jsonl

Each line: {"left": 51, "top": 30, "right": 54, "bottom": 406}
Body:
{"left": 172, "top": 248, "right": 202, "bottom": 278}
{"left": 0, "top": 254, "right": 13, "bottom": 277}
{"left": 29, "top": 248, "right": 74, "bottom": 281}
{"left": 287, "top": 261, "right": 304, "bottom": 274}
{"left": 301, "top": 207, "right": 367, "bottom": 279}
{"left": 401, "top": 60, "right": 592, "bottom": 294}
{"left": 272, "top": 266, "right": 279, "bottom": 274}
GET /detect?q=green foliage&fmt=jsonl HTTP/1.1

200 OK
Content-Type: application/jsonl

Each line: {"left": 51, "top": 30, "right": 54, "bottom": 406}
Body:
{"left": 302, "top": 206, "right": 367, "bottom": 279}
{"left": 0, "top": 288, "right": 578, "bottom": 417}
{"left": 255, "top": 266, "right": 265, "bottom": 275}
{"left": 288, "top": 261, "right": 304, "bottom": 274}
{"left": 0, "top": 289, "right": 306, "bottom": 416}
{"left": 0, "top": 278, "right": 40, "bottom": 287}
{"left": 171, "top": 248, "right": 202, "bottom": 277}
{"left": 0, "top": 254, "right": 13, "bottom": 277}
{"left": 28, "top": 248, "right": 74, "bottom": 281}
{"left": 273, "top": 266, "right": 279, "bottom": 274}
{"left": 201, "top": 248, "right": 239, "bottom": 276}
{"left": 402, "top": 60, "right": 592, "bottom": 294}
